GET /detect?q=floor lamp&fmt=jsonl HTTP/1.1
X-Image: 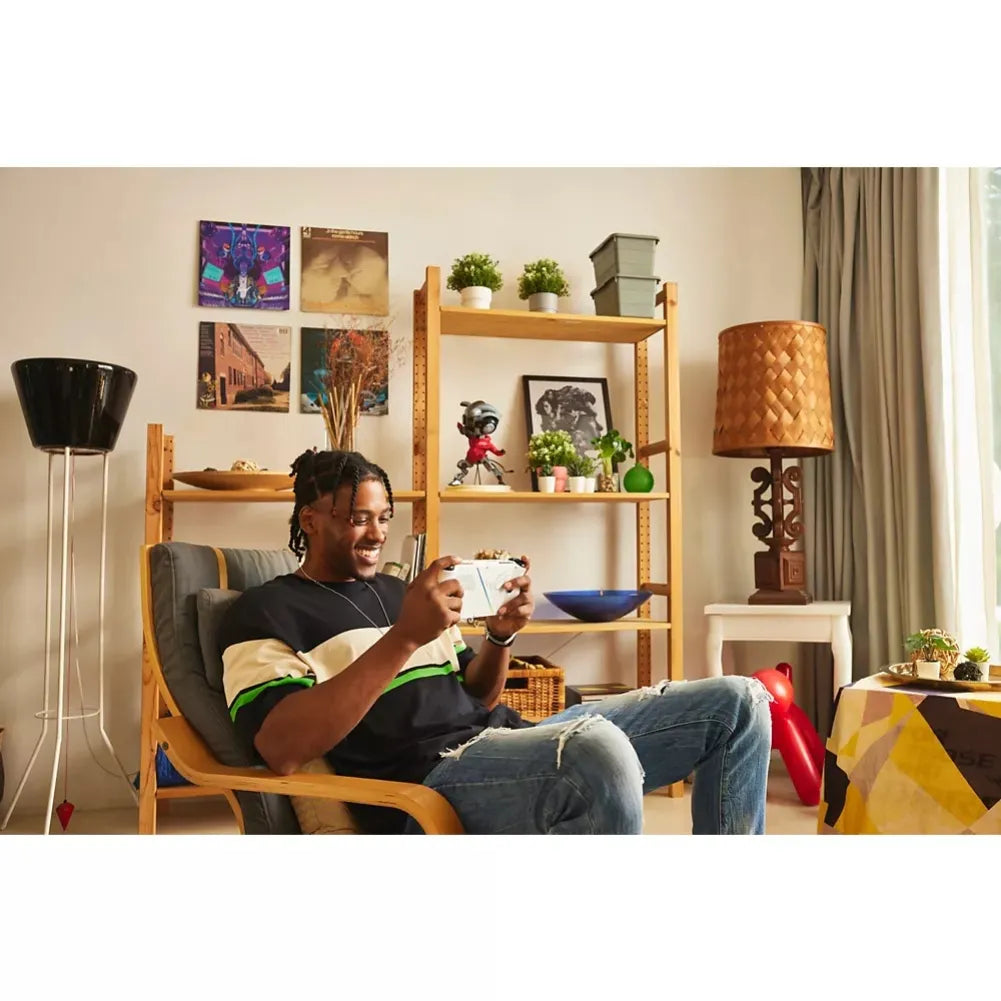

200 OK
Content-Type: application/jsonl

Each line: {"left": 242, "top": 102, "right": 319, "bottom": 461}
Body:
{"left": 4, "top": 357, "right": 139, "bottom": 834}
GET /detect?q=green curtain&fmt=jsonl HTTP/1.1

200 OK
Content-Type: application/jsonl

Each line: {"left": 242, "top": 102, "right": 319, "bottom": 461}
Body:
{"left": 799, "top": 167, "right": 938, "bottom": 737}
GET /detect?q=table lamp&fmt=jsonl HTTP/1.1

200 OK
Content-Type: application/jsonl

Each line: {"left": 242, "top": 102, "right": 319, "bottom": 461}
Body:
{"left": 4, "top": 358, "right": 138, "bottom": 834}
{"left": 712, "top": 321, "right": 834, "bottom": 604}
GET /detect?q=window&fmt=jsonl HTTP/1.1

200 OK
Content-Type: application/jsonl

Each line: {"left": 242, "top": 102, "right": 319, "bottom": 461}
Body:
{"left": 987, "top": 168, "right": 1001, "bottom": 649}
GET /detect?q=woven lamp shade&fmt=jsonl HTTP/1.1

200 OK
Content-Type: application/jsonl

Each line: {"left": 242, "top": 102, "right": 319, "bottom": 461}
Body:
{"left": 712, "top": 321, "right": 834, "bottom": 458}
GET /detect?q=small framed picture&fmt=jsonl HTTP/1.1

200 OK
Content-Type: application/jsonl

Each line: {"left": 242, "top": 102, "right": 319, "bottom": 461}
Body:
{"left": 522, "top": 374, "right": 613, "bottom": 486}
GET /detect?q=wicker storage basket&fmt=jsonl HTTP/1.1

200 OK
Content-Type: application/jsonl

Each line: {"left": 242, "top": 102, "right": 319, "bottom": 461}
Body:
{"left": 499, "top": 655, "right": 565, "bottom": 721}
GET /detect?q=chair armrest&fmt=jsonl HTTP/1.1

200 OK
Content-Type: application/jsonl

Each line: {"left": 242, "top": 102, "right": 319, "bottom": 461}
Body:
{"left": 155, "top": 716, "right": 464, "bottom": 834}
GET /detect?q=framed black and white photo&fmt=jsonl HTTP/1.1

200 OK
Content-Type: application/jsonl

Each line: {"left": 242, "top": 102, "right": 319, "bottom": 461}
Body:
{"left": 522, "top": 375, "right": 613, "bottom": 483}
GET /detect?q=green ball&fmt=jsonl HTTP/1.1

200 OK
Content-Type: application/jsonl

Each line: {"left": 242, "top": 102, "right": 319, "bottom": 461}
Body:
{"left": 623, "top": 464, "right": 654, "bottom": 492}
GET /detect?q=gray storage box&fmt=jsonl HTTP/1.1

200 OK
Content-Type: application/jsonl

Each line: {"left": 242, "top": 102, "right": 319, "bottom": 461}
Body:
{"left": 589, "top": 232, "right": 659, "bottom": 287}
{"left": 590, "top": 274, "right": 661, "bottom": 318}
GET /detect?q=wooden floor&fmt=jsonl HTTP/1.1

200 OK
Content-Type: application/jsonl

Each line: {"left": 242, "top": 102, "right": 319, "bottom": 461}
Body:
{"left": 1, "top": 759, "right": 819, "bottom": 834}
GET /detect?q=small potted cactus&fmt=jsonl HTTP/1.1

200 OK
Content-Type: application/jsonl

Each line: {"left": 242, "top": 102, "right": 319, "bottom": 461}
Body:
{"left": 565, "top": 450, "right": 597, "bottom": 493}
{"left": 905, "top": 628, "right": 961, "bottom": 680}
{"left": 954, "top": 646, "right": 992, "bottom": 682}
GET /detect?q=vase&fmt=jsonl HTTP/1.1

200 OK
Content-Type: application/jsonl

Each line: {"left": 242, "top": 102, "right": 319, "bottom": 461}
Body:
{"left": 584, "top": 476, "right": 597, "bottom": 493}
{"left": 460, "top": 286, "right": 492, "bottom": 309}
{"left": 623, "top": 463, "right": 654, "bottom": 492}
{"left": 537, "top": 476, "right": 557, "bottom": 493}
{"left": 528, "top": 292, "right": 558, "bottom": 312}
{"left": 598, "top": 471, "right": 619, "bottom": 493}
{"left": 552, "top": 465, "right": 569, "bottom": 492}
{"left": 567, "top": 475, "right": 588, "bottom": 493}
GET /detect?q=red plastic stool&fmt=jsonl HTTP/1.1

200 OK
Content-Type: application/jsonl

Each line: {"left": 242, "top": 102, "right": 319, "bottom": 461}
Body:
{"left": 751, "top": 662, "right": 825, "bottom": 807}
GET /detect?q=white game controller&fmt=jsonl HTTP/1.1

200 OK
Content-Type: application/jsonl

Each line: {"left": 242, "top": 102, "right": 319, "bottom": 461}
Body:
{"left": 439, "top": 559, "right": 524, "bottom": 620}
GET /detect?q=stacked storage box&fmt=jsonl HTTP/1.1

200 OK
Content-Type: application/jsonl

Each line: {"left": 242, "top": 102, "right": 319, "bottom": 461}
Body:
{"left": 588, "top": 233, "right": 660, "bottom": 318}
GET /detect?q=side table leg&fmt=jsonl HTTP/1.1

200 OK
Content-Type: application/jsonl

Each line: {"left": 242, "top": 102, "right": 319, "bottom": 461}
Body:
{"left": 706, "top": 616, "right": 724, "bottom": 679}
{"left": 831, "top": 616, "right": 853, "bottom": 702}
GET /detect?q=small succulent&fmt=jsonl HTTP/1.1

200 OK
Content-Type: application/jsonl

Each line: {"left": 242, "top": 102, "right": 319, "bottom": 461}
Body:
{"left": 565, "top": 450, "right": 596, "bottom": 477}
{"left": 964, "top": 646, "right": 990, "bottom": 665}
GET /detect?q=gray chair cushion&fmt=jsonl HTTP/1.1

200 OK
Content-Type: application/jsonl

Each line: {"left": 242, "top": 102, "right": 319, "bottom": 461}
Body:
{"left": 196, "top": 588, "right": 241, "bottom": 694}
{"left": 149, "top": 542, "right": 300, "bottom": 834}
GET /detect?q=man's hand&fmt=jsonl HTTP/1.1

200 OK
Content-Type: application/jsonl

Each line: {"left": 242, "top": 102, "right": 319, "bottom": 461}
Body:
{"left": 394, "top": 555, "right": 464, "bottom": 648}
{"left": 483, "top": 555, "right": 534, "bottom": 641}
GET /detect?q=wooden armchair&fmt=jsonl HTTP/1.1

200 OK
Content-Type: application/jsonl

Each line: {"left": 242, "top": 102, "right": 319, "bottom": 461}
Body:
{"left": 139, "top": 541, "right": 463, "bottom": 834}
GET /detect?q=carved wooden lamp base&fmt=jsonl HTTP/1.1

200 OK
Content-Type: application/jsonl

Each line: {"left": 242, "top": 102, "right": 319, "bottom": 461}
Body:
{"left": 749, "top": 549, "right": 812, "bottom": 605}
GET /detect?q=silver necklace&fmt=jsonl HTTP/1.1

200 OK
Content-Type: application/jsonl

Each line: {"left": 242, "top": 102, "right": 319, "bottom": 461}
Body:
{"left": 296, "top": 566, "right": 392, "bottom": 633}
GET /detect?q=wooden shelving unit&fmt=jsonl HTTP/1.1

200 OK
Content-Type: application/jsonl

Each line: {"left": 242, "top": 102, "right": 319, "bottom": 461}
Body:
{"left": 138, "top": 264, "right": 685, "bottom": 826}
{"left": 412, "top": 265, "right": 684, "bottom": 702}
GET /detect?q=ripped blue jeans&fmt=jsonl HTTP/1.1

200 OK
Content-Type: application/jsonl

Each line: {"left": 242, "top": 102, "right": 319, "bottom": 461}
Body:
{"left": 408, "top": 675, "right": 772, "bottom": 835}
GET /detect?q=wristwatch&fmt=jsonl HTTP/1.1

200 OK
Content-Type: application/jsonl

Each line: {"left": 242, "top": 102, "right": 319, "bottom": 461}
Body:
{"left": 484, "top": 627, "right": 516, "bottom": 648}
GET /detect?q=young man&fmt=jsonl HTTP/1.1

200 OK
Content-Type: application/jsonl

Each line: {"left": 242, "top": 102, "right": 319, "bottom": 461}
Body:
{"left": 219, "top": 448, "right": 773, "bottom": 834}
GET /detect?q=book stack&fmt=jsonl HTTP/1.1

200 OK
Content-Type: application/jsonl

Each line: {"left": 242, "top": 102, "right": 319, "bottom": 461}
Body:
{"left": 399, "top": 534, "right": 426, "bottom": 583}
{"left": 565, "top": 683, "right": 633, "bottom": 707}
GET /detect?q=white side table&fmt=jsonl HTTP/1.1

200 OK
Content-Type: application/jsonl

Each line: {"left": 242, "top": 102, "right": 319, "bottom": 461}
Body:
{"left": 704, "top": 602, "right": 853, "bottom": 702}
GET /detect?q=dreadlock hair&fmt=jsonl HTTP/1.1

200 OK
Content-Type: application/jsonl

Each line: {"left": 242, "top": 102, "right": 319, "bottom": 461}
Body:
{"left": 288, "top": 448, "right": 395, "bottom": 560}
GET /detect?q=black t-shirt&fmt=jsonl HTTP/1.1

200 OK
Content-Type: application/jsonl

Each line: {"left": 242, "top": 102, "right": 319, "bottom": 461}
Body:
{"left": 218, "top": 572, "right": 531, "bottom": 831}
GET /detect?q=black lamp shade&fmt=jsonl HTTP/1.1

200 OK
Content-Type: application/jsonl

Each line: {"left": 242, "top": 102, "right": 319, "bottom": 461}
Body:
{"left": 11, "top": 358, "right": 138, "bottom": 454}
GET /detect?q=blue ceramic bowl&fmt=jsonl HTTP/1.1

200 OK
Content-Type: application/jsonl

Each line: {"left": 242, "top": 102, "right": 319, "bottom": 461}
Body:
{"left": 543, "top": 589, "right": 652, "bottom": 623}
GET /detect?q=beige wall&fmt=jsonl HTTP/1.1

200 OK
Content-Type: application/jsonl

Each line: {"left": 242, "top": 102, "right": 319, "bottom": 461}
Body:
{"left": 0, "top": 167, "right": 802, "bottom": 814}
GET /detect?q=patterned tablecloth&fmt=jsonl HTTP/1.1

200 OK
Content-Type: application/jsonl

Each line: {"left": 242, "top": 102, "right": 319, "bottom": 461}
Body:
{"left": 820, "top": 673, "right": 1001, "bottom": 834}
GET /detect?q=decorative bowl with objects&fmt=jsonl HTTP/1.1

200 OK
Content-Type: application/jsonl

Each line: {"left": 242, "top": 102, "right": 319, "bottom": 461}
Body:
{"left": 173, "top": 459, "right": 293, "bottom": 491}
{"left": 543, "top": 589, "right": 652, "bottom": 623}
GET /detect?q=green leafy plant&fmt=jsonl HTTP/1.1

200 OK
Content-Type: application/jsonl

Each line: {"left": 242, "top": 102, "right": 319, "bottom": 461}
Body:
{"left": 964, "top": 646, "right": 990, "bottom": 664}
{"left": 590, "top": 429, "right": 634, "bottom": 476}
{"left": 565, "top": 451, "right": 596, "bottom": 477}
{"left": 517, "top": 258, "right": 570, "bottom": 299}
{"left": 446, "top": 252, "right": 503, "bottom": 292}
{"left": 527, "top": 430, "right": 576, "bottom": 477}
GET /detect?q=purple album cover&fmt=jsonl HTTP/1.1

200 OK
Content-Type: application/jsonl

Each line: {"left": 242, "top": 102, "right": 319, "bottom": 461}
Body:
{"left": 198, "top": 220, "right": 290, "bottom": 310}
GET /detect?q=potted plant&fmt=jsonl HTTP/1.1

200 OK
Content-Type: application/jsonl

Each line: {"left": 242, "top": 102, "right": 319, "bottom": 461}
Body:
{"left": 590, "top": 429, "right": 634, "bottom": 492}
{"left": 527, "top": 430, "right": 576, "bottom": 492}
{"left": 447, "top": 252, "right": 503, "bottom": 309}
{"left": 565, "top": 450, "right": 597, "bottom": 493}
{"left": 905, "top": 627, "right": 961, "bottom": 680}
{"left": 517, "top": 258, "right": 570, "bottom": 313}
{"left": 955, "top": 646, "right": 992, "bottom": 681}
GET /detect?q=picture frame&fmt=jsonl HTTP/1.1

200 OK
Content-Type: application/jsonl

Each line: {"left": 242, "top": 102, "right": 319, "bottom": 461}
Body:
{"left": 522, "top": 374, "right": 613, "bottom": 488}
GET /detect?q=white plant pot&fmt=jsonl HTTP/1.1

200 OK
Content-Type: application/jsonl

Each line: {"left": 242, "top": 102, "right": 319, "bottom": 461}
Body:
{"left": 528, "top": 291, "right": 558, "bottom": 313}
{"left": 537, "top": 476, "right": 557, "bottom": 493}
{"left": 914, "top": 660, "right": 942, "bottom": 681}
{"left": 567, "top": 475, "right": 588, "bottom": 493}
{"left": 460, "top": 286, "right": 492, "bottom": 309}
{"left": 584, "top": 476, "right": 597, "bottom": 493}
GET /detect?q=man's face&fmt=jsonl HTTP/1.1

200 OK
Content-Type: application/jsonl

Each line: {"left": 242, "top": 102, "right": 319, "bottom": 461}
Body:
{"left": 301, "top": 477, "right": 392, "bottom": 580}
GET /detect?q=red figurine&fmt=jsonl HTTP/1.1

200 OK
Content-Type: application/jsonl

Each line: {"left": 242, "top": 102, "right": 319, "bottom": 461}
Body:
{"left": 752, "top": 662, "right": 826, "bottom": 807}
{"left": 448, "top": 400, "right": 512, "bottom": 487}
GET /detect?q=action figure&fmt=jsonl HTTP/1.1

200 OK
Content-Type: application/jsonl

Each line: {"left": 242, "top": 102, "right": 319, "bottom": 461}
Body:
{"left": 448, "top": 400, "right": 512, "bottom": 487}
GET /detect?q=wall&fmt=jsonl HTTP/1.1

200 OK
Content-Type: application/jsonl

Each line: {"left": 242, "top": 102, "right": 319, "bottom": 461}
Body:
{"left": 0, "top": 168, "right": 802, "bottom": 814}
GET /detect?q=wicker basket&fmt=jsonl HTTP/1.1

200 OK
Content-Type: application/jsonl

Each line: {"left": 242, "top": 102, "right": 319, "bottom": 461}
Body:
{"left": 499, "top": 655, "right": 565, "bottom": 721}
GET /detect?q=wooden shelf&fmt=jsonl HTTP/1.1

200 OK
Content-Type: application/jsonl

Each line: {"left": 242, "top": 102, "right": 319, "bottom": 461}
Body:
{"left": 458, "top": 619, "right": 671, "bottom": 636}
{"left": 163, "top": 489, "right": 425, "bottom": 503}
{"left": 440, "top": 490, "right": 670, "bottom": 503}
{"left": 440, "top": 306, "right": 665, "bottom": 344}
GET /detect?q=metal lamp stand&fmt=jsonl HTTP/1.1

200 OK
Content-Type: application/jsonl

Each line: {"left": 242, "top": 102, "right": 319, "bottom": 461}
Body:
{"left": 1, "top": 448, "right": 137, "bottom": 834}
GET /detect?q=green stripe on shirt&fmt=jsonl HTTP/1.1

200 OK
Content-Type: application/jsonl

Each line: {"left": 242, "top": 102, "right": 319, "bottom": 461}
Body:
{"left": 382, "top": 662, "right": 458, "bottom": 695}
{"left": 229, "top": 675, "right": 315, "bottom": 721}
